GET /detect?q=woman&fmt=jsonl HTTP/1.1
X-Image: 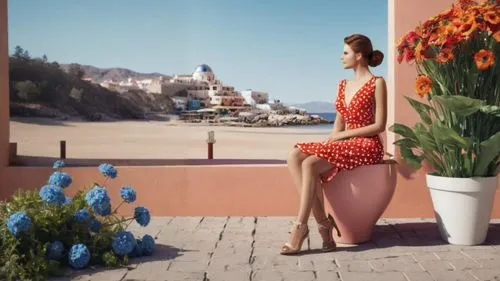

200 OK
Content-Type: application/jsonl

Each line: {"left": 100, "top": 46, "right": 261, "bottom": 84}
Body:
{"left": 280, "top": 34, "right": 387, "bottom": 255}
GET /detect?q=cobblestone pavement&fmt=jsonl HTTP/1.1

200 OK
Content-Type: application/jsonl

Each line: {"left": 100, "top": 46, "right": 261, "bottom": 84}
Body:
{"left": 50, "top": 217, "right": 500, "bottom": 281}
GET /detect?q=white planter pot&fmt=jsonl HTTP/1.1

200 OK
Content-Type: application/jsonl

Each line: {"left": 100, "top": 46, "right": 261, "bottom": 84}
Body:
{"left": 426, "top": 174, "right": 499, "bottom": 245}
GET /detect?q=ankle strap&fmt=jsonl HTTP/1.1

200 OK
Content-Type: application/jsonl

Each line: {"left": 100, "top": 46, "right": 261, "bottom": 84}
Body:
{"left": 292, "top": 221, "right": 308, "bottom": 228}
{"left": 318, "top": 217, "right": 329, "bottom": 223}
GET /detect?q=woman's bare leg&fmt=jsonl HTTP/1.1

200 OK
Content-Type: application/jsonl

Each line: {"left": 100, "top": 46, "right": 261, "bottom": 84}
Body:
{"left": 281, "top": 153, "right": 336, "bottom": 254}
{"left": 297, "top": 155, "right": 335, "bottom": 224}
{"left": 287, "top": 148, "right": 327, "bottom": 223}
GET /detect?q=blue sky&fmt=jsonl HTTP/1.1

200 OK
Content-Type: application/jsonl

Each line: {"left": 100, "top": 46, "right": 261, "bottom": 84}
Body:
{"left": 8, "top": 0, "right": 387, "bottom": 104}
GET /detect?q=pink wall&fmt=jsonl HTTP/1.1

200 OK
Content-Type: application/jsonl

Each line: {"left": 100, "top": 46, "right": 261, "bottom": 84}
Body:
{"left": 1, "top": 164, "right": 499, "bottom": 218}
{"left": 1, "top": 165, "right": 300, "bottom": 216}
{"left": 1, "top": 0, "right": 499, "bottom": 218}
{"left": 387, "top": 0, "right": 465, "bottom": 218}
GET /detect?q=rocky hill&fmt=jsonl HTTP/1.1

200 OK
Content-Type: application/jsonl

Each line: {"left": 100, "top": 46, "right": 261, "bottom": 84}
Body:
{"left": 59, "top": 64, "right": 172, "bottom": 83}
{"left": 9, "top": 58, "right": 175, "bottom": 121}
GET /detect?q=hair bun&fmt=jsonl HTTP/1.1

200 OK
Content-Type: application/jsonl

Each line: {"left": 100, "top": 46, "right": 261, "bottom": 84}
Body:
{"left": 368, "top": 50, "right": 384, "bottom": 67}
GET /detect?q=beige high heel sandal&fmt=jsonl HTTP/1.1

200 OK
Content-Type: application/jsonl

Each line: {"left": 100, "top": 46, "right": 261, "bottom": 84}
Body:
{"left": 280, "top": 221, "right": 309, "bottom": 255}
{"left": 317, "top": 214, "right": 340, "bottom": 252}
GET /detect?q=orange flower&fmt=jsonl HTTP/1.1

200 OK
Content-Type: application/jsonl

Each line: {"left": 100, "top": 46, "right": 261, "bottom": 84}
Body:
{"left": 422, "top": 17, "right": 439, "bottom": 31}
{"left": 468, "top": 5, "right": 484, "bottom": 18}
{"left": 493, "top": 31, "right": 500, "bottom": 42}
{"left": 405, "top": 31, "right": 421, "bottom": 46}
{"left": 414, "top": 42, "right": 426, "bottom": 62}
{"left": 428, "top": 26, "right": 447, "bottom": 45}
{"left": 436, "top": 48, "right": 455, "bottom": 63}
{"left": 404, "top": 48, "right": 415, "bottom": 63}
{"left": 474, "top": 49, "right": 495, "bottom": 70}
{"left": 415, "top": 75, "right": 432, "bottom": 97}
{"left": 437, "top": 7, "right": 455, "bottom": 20}
{"left": 444, "top": 23, "right": 458, "bottom": 35}
{"left": 397, "top": 53, "right": 404, "bottom": 64}
{"left": 457, "top": 0, "right": 476, "bottom": 8}
{"left": 397, "top": 0, "right": 499, "bottom": 66}
{"left": 396, "top": 37, "right": 408, "bottom": 49}
{"left": 483, "top": 11, "right": 499, "bottom": 25}
{"left": 426, "top": 26, "right": 438, "bottom": 38}
{"left": 457, "top": 17, "right": 478, "bottom": 39}
{"left": 443, "top": 34, "right": 461, "bottom": 48}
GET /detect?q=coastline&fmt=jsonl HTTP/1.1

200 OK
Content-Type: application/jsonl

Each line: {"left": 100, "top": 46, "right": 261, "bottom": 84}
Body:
{"left": 9, "top": 117, "right": 332, "bottom": 160}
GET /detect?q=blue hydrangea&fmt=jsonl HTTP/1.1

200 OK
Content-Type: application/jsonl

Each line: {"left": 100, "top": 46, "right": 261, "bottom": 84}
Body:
{"left": 130, "top": 239, "right": 143, "bottom": 258}
{"left": 85, "top": 186, "right": 111, "bottom": 216}
{"left": 134, "top": 206, "right": 151, "bottom": 227}
{"left": 52, "top": 160, "right": 65, "bottom": 170}
{"left": 47, "top": 240, "right": 65, "bottom": 260}
{"left": 7, "top": 211, "right": 32, "bottom": 237}
{"left": 68, "top": 244, "right": 91, "bottom": 269}
{"left": 39, "top": 185, "right": 65, "bottom": 206}
{"left": 90, "top": 219, "right": 101, "bottom": 232}
{"left": 63, "top": 196, "right": 72, "bottom": 205}
{"left": 74, "top": 209, "right": 91, "bottom": 222}
{"left": 48, "top": 171, "right": 73, "bottom": 188}
{"left": 112, "top": 231, "right": 136, "bottom": 256}
{"left": 141, "top": 234, "right": 155, "bottom": 256}
{"left": 98, "top": 163, "right": 117, "bottom": 179}
{"left": 120, "top": 186, "right": 136, "bottom": 203}
{"left": 94, "top": 202, "right": 111, "bottom": 216}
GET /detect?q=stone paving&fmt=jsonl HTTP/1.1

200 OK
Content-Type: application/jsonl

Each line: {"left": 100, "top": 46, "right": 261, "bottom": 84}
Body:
{"left": 50, "top": 217, "right": 500, "bottom": 281}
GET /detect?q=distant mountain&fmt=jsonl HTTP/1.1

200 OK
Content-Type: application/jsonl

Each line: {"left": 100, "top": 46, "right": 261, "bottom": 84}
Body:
{"left": 10, "top": 59, "right": 175, "bottom": 121}
{"left": 290, "top": 101, "right": 335, "bottom": 113}
{"left": 59, "top": 64, "right": 172, "bottom": 83}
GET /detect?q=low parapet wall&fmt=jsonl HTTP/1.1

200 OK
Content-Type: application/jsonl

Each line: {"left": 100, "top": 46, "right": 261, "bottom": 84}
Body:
{"left": 1, "top": 163, "right": 499, "bottom": 218}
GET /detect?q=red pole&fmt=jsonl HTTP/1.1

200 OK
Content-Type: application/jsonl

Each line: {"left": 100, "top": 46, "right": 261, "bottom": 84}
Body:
{"left": 207, "top": 131, "right": 215, "bottom": 160}
{"left": 60, "top": 140, "right": 66, "bottom": 159}
{"left": 208, "top": 143, "right": 213, "bottom": 160}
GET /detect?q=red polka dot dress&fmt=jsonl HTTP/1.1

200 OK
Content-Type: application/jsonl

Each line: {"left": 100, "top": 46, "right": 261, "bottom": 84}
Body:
{"left": 295, "top": 76, "right": 384, "bottom": 184}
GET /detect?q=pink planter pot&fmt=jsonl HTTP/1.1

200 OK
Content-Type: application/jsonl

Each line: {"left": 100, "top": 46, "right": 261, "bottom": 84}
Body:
{"left": 323, "top": 160, "right": 398, "bottom": 244}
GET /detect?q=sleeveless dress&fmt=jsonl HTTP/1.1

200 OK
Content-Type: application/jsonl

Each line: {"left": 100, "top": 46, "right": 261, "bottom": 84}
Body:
{"left": 295, "top": 76, "right": 384, "bottom": 184}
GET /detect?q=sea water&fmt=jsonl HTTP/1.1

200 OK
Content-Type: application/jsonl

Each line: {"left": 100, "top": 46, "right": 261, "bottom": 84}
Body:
{"left": 281, "top": 112, "right": 336, "bottom": 130}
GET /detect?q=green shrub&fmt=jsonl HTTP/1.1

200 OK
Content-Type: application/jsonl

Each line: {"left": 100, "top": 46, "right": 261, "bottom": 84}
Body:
{"left": 0, "top": 161, "right": 154, "bottom": 281}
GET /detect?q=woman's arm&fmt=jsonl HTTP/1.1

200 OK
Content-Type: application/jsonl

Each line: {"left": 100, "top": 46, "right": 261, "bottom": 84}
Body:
{"left": 328, "top": 81, "right": 346, "bottom": 140}
{"left": 330, "top": 77, "right": 388, "bottom": 141}
{"left": 329, "top": 112, "right": 345, "bottom": 139}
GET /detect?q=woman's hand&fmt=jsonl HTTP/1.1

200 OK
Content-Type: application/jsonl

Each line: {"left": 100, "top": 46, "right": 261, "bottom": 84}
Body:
{"left": 327, "top": 131, "right": 346, "bottom": 142}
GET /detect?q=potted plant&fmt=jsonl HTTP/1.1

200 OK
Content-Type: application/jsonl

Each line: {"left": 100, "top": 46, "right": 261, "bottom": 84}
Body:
{"left": 389, "top": 0, "right": 499, "bottom": 245}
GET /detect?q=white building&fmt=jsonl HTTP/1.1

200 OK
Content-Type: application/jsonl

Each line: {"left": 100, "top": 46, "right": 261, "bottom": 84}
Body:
{"left": 100, "top": 80, "right": 121, "bottom": 92}
{"left": 241, "top": 90, "right": 269, "bottom": 106}
{"left": 163, "top": 64, "right": 247, "bottom": 107}
{"left": 98, "top": 63, "right": 270, "bottom": 110}
{"left": 145, "top": 77, "right": 163, "bottom": 94}
{"left": 119, "top": 78, "right": 139, "bottom": 89}
{"left": 172, "top": 97, "right": 188, "bottom": 111}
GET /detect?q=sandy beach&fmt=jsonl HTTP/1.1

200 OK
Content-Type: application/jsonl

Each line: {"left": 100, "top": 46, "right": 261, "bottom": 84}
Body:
{"left": 9, "top": 118, "right": 333, "bottom": 160}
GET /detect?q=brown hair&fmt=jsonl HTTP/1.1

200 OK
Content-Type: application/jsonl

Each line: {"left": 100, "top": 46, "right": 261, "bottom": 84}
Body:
{"left": 344, "top": 34, "right": 384, "bottom": 67}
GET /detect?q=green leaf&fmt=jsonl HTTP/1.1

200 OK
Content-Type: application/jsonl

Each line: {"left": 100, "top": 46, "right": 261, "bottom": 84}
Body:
{"left": 405, "top": 96, "right": 435, "bottom": 124}
{"left": 480, "top": 105, "right": 500, "bottom": 117}
{"left": 430, "top": 123, "right": 470, "bottom": 149}
{"left": 473, "top": 131, "right": 500, "bottom": 176}
{"left": 463, "top": 151, "right": 473, "bottom": 177}
{"left": 394, "top": 138, "right": 419, "bottom": 148}
{"left": 389, "top": 123, "right": 418, "bottom": 141}
{"left": 399, "top": 146, "right": 423, "bottom": 169}
{"left": 414, "top": 123, "right": 438, "bottom": 151}
{"left": 432, "top": 95, "right": 483, "bottom": 116}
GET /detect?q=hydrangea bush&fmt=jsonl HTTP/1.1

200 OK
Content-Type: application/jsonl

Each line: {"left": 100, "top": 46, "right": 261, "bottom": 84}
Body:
{"left": 0, "top": 161, "right": 155, "bottom": 281}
